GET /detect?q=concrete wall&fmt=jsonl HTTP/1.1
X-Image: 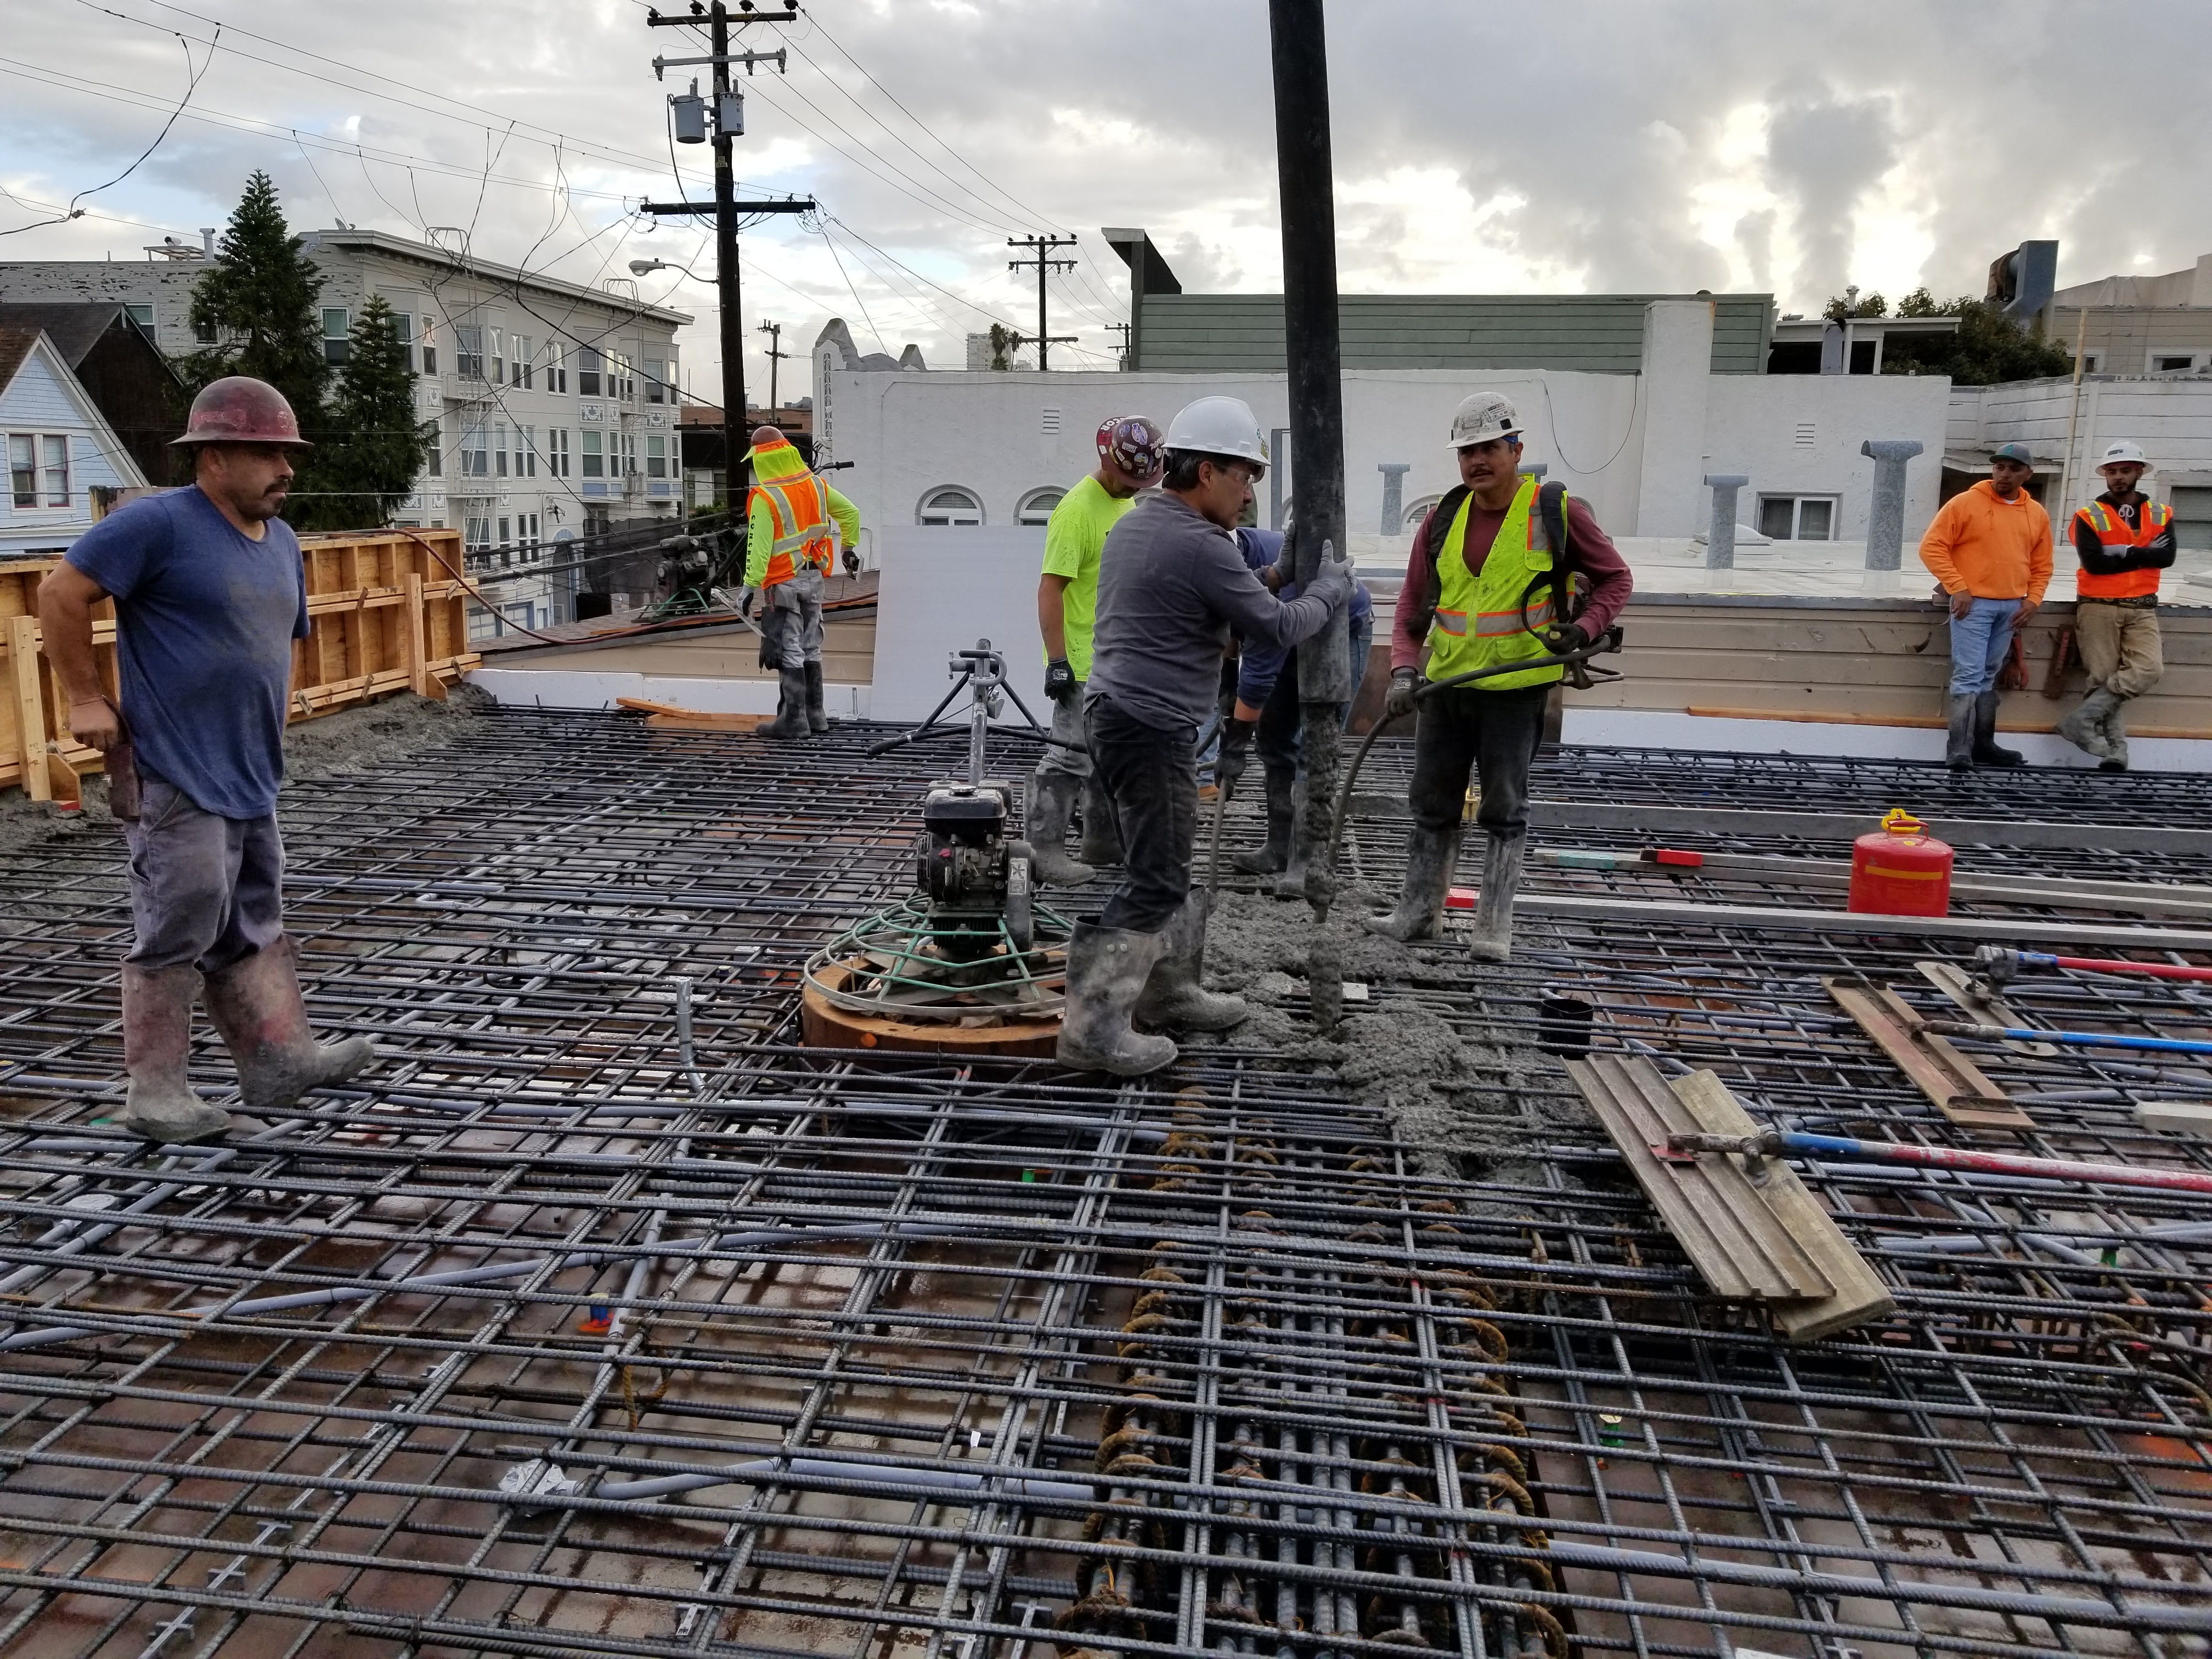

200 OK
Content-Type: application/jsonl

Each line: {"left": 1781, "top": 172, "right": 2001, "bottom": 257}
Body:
{"left": 820, "top": 357, "right": 1950, "bottom": 567}
{"left": 1949, "top": 374, "right": 2212, "bottom": 529}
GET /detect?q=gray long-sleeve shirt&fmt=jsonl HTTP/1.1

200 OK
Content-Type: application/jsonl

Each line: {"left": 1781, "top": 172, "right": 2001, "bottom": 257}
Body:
{"left": 1084, "top": 490, "right": 1340, "bottom": 736}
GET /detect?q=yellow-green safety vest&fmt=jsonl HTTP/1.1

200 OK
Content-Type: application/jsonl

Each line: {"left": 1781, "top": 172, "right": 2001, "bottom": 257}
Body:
{"left": 1425, "top": 476, "right": 1565, "bottom": 691}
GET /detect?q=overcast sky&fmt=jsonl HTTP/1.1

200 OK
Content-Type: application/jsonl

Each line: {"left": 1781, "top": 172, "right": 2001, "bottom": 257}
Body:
{"left": 6, "top": 0, "right": 2209, "bottom": 405}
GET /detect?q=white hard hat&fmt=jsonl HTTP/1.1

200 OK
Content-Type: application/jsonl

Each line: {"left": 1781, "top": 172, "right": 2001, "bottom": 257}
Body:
{"left": 2098, "top": 440, "right": 2150, "bottom": 470}
{"left": 1163, "top": 396, "right": 1269, "bottom": 468}
{"left": 1447, "top": 391, "right": 1522, "bottom": 451}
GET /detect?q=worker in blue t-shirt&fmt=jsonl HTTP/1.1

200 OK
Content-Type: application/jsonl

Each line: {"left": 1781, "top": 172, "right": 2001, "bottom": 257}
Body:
{"left": 37, "top": 376, "right": 375, "bottom": 1144}
{"left": 1217, "top": 514, "right": 1374, "bottom": 889}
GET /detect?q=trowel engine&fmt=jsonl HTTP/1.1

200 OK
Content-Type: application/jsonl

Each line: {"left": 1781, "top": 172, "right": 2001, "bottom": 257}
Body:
{"left": 918, "top": 780, "right": 1023, "bottom": 923}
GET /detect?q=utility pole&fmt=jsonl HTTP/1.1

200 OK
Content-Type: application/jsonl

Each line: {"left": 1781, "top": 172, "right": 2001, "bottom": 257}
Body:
{"left": 758, "top": 318, "right": 788, "bottom": 415}
{"left": 1268, "top": 0, "right": 1351, "bottom": 1023}
{"left": 643, "top": 1, "right": 806, "bottom": 507}
{"left": 1105, "top": 321, "right": 1132, "bottom": 371}
{"left": 1007, "top": 234, "right": 1078, "bottom": 371}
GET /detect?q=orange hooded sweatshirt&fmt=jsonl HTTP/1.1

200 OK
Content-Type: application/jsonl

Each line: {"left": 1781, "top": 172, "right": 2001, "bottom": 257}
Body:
{"left": 1918, "top": 479, "right": 2052, "bottom": 602}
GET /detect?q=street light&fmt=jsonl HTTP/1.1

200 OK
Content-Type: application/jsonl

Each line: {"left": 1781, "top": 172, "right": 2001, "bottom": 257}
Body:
{"left": 629, "top": 258, "right": 709, "bottom": 281}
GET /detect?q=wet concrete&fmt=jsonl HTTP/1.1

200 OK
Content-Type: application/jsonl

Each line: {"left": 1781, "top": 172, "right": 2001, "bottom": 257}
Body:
{"left": 1198, "top": 886, "right": 1592, "bottom": 1181}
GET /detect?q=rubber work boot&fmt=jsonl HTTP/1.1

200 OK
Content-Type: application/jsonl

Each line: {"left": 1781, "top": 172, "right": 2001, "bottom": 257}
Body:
{"left": 116, "top": 964, "right": 232, "bottom": 1144}
{"left": 1272, "top": 792, "right": 1311, "bottom": 898}
{"left": 760, "top": 664, "right": 811, "bottom": 740}
{"left": 1025, "top": 770, "right": 1094, "bottom": 887}
{"left": 2100, "top": 697, "right": 2131, "bottom": 772}
{"left": 1078, "top": 778, "right": 1122, "bottom": 867}
{"left": 203, "top": 935, "right": 375, "bottom": 1113}
{"left": 1232, "top": 766, "right": 1295, "bottom": 876}
{"left": 1944, "top": 695, "right": 1976, "bottom": 771}
{"left": 1367, "top": 824, "right": 1462, "bottom": 942}
{"left": 1056, "top": 920, "right": 1176, "bottom": 1076}
{"left": 1135, "top": 894, "right": 1248, "bottom": 1031}
{"left": 1465, "top": 832, "right": 1527, "bottom": 964}
{"left": 2055, "top": 687, "right": 2118, "bottom": 760}
{"left": 803, "top": 660, "right": 830, "bottom": 734}
{"left": 1971, "top": 691, "right": 2023, "bottom": 768}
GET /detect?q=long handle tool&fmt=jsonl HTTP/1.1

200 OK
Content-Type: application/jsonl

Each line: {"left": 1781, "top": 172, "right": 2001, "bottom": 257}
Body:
{"left": 1669, "top": 1129, "right": 2212, "bottom": 1199}
{"left": 1919, "top": 1018, "right": 2212, "bottom": 1058}
{"left": 1978, "top": 945, "right": 2212, "bottom": 986}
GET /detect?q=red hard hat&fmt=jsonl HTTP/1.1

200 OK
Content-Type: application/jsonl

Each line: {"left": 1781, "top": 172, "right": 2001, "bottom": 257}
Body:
{"left": 1096, "top": 415, "right": 1165, "bottom": 481}
{"left": 172, "top": 376, "right": 311, "bottom": 447}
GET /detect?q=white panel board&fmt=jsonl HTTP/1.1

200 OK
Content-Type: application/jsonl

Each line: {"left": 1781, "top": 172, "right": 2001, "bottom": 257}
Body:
{"left": 1564, "top": 707, "right": 2212, "bottom": 774}
{"left": 467, "top": 668, "right": 871, "bottom": 719}
{"left": 871, "top": 525, "right": 1051, "bottom": 724}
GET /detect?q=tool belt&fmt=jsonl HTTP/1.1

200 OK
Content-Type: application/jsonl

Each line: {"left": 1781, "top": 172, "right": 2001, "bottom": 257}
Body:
{"left": 2080, "top": 594, "right": 2159, "bottom": 610}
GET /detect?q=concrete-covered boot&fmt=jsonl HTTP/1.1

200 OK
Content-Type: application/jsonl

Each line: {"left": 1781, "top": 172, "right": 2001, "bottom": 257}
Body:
{"left": 1136, "top": 894, "right": 1248, "bottom": 1031}
{"left": 1466, "top": 832, "right": 1527, "bottom": 964}
{"left": 117, "top": 964, "right": 231, "bottom": 1144}
{"left": 2100, "top": 697, "right": 2131, "bottom": 772}
{"left": 1026, "top": 770, "right": 1094, "bottom": 887}
{"left": 1944, "top": 694, "right": 1976, "bottom": 771}
{"left": 204, "top": 936, "right": 375, "bottom": 1113}
{"left": 759, "top": 664, "right": 811, "bottom": 740}
{"left": 1078, "top": 778, "right": 1123, "bottom": 867}
{"left": 1056, "top": 920, "right": 1177, "bottom": 1076}
{"left": 1367, "top": 825, "right": 1461, "bottom": 942}
{"left": 1233, "top": 766, "right": 1295, "bottom": 876}
{"left": 1972, "top": 690, "right": 2023, "bottom": 767}
{"left": 2055, "top": 687, "right": 2118, "bottom": 760}
{"left": 803, "top": 661, "right": 830, "bottom": 733}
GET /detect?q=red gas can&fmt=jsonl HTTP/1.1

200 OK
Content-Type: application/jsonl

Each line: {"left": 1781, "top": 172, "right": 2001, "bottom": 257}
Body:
{"left": 1848, "top": 809, "right": 1954, "bottom": 916}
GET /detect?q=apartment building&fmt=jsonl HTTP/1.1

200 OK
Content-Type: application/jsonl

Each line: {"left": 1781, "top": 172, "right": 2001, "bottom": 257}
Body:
{"left": 0, "top": 228, "right": 691, "bottom": 633}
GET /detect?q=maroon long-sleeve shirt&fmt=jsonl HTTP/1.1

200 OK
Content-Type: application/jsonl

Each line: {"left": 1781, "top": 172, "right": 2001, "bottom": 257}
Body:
{"left": 1389, "top": 491, "right": 1635, "bottom": 673}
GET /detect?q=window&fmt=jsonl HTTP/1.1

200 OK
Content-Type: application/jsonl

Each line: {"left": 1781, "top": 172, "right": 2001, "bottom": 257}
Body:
{"left": 577, "top": 347, "right": 602, "bottom": 397}
{"left": 420, "top": 317, "right": 439, "bottom": 377}
{"left": 918, "top": 486, "right": 984, "bottom": 526}
{"left": 517, "top": 511, "right": 540, "bottom": 554}
{"left": 388, "top": 311, "right": 415, "bottom": 373}
{"left": 492, "top": 329, "right": 507, "bottom": 384}
{"left": 455, "top": 325, "right": 485, "bottom": 381}
{"left": 322, "top": 307, "right": 351, "bottom": 366}
{"left": 463, "top": 515, "right": 492, "bottom": 551}
{"left": 512, "top": 334, "right": 533, "bottom": 388}
{"left": 1757, "top": 494, "right": 1837, "bottom": 541}
{"left": 645, "top": 358, "right": 666, "bottom": 403}
{"left": 461, "top": 424, "right": 489, "bottom": 478}
{"left": 518, "top": 426, "right": 538, "bottom": 479}
{"left": 2149, "top": 352, "right": 2202, "bottom": 374}
{"left": 193, "top": 314, "right": 217, "bottom": 345}
{"left": 2076, "top": 350, "right": 2103, "bottom": 374}
{"left": 646, "top": 434, "right": 667, "bottom": 478}
{"left": 2171, "top": 486, "right": 2212, "bottom": 552}
{"left": 493, "top": 424, "right": 509, "bottom": 478}
{"left": 582, "top": 430, "right": 604, "bottom": 479}
{"left": 620, "top": 431, "right": 639, "bottom": 478}
{"left": 8, "top": 435, "right": 35, "bottom": 507}
{"left": 425, "top": 431, "right": 442, "bottom": 478}
{"left": 1016, "top": 486, "right": 1064, "bottom": 525}
{"left": 1401, "top": 494, "right": 1443, "bottom": 533}
{"left": 547, "top": 344, "right": 567, "bottom": 394}
{"left": 42, "top": 436, "right": 68, "bottom": 506}
{"left": 549, "top": 428, "right": 571, "bottom": 478}
{"left": 124, "top": 303, "right": 154, "bottom": 331}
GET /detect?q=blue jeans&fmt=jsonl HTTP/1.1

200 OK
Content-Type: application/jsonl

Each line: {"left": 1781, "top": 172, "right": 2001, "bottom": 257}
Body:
{"left": 1948, "top": 597, "right": 2022, "bottom": 695}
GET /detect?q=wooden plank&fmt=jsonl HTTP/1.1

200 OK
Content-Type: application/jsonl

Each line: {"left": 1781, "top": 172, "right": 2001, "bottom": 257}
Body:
{"left": 645, "top": 710, "right": 766, "bottom": 732}
{"left": 1914, "top": 961, "right": 2061, "bottom": 1058}
{"left": 7, "top": 616, "right": 51, "bottom": 804}
{"left": 1822, "top": 975, "right": 2033, "bottom": 1131}
{"left": 1667, "top": 1069, "right": 1897, "bottom": 1342}
{"left": 403, "top": 573, "right": 436, "bottom": 698}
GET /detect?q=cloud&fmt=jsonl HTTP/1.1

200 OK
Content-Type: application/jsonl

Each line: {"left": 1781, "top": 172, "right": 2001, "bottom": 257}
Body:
{"left": 5, "top": 0, "right": 2212, "bottom": 397}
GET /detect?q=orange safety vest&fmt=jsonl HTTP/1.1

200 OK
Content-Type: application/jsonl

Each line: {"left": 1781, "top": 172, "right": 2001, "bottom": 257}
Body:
{"left": 2073, "top": 497, "right": 2172, "bottom": 600}
{"left": 751, "top": 470, "right": 836, "bottom": 586}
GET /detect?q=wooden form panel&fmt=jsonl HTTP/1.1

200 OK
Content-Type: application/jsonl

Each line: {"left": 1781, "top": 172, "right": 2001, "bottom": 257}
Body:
{"left": 1, "top": 530, "right": 479, "bottom": 798}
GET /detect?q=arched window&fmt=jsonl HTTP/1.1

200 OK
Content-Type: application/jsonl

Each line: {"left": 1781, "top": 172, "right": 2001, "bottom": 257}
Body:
{"left": 1016, "top": 487, "right": 1065, "bottom": 526}
{"left": 917, "top": 486, "right": 985, "bottom": 526}
{"left": 1401, "top": 494, "right": 1444, "bottom": 533}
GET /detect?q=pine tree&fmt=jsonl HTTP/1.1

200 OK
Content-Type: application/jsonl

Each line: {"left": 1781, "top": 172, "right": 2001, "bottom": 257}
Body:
{"left": 183, "top": 172, "right": 328, "bottom": 422}
{"left": 300, "top": 296, "right": 431, "bottom": 531}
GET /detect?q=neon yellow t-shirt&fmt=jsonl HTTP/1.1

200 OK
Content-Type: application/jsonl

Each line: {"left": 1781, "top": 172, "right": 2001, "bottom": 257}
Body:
{"left": 1040, "top": 474, "right": 1133, "bottom": 681}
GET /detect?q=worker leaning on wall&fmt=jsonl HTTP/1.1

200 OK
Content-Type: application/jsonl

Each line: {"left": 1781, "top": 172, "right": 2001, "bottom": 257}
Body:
{"left": 2055, "top": 440, "right": 2174, "bottom": 772}
{"left": 740, "top": 424, "right": 861, "bottom": 742}
{"left": 1916, "top": 442, "right": 2051, "bottom": 772}
{"left": 35, "top": 377, "right": 375, "bottom": 1144}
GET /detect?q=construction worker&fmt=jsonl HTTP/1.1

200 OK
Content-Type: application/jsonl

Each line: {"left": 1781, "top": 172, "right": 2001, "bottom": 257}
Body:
{"left": 1059, "top": 396, "right": 1351, "bottom": 1075}
{"left": 2056, "top": 440, "right": 2174, "bottom": 771}
{"left": 1370, "top": 392, "right": 1633, "bottom": 960}
{"left": 1918, "top": 442, "right": 2052, "bottom": 771}
{"left": 1030, "top": 415, "right": 1166, "bottom": 886}
{"left": 1221, "top": 511, "right": 1375, "bottom": 888}
{"left": 741, "top": 425, "right": 861, "bottom": 741}
{"left": 35, "top": 377, "right": 374, "bottom": 1144}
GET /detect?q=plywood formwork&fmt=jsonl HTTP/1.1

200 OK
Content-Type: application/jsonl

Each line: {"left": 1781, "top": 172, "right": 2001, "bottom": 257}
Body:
{"left": 0, "top": 529, "right": 479, "bottom": 800}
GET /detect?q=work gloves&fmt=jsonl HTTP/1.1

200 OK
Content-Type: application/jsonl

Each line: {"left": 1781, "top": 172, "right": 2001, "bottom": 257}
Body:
{"left": 1545, "top": 620, "right": 1589, "bottom": 654}
{"left": 1043, "top": 657, "right": 1078, "bottom": 704}
{"left": 1216, "top": 716, "right": 1257, "bottom": 789}
{"left": 1384, "top": 667, "right": 1420, "bottom": 720}
{"left": 1304, "top": 538, "right": 1353, "bottom": 610}
{"left": 736, "top": 586, "right": 760, "bottom": 620}
{"left": 842, "top": 546, "right": 861, "bottom": 575}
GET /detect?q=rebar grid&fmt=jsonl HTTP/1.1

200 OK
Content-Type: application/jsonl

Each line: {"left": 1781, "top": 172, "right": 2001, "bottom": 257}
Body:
{"left": 0, "top": 712, "right": 2206, "bottom": 1658}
